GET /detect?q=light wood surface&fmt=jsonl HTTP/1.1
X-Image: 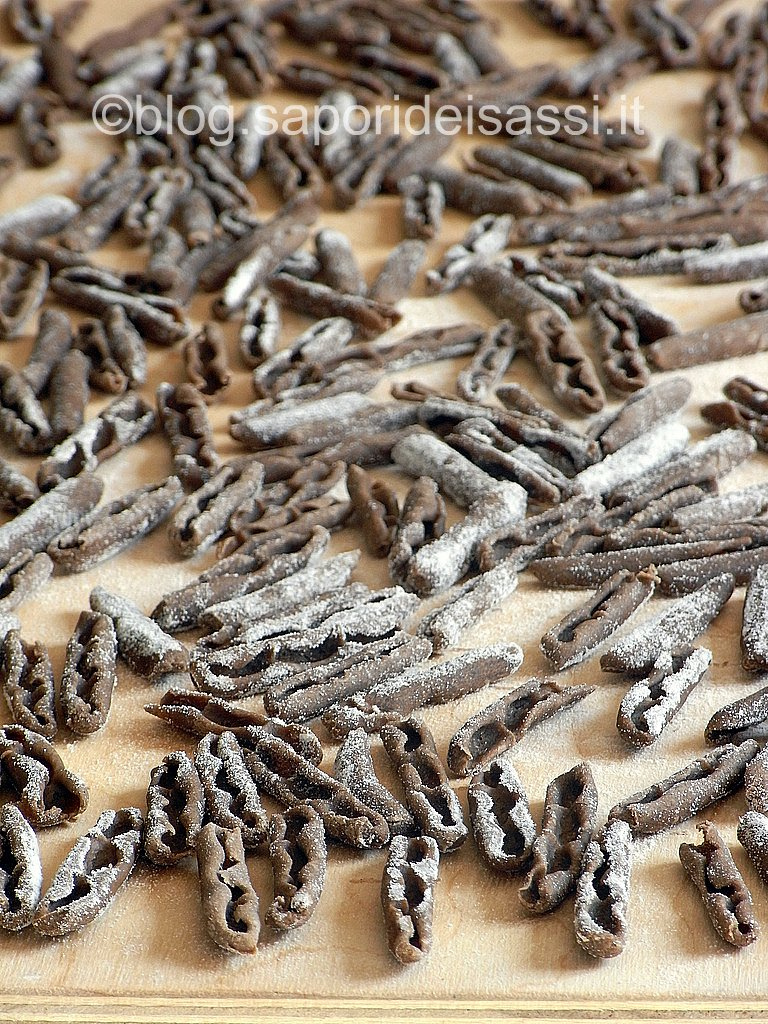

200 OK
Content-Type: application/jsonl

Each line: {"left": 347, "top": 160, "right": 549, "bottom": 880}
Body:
{"left": 2, "top": 0, "right": 768, "bottom": 1020}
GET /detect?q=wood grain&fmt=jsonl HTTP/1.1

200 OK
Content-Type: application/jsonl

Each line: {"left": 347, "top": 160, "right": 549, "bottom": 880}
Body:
{"left": 6, "top": 998, "right": 768, "bottom": 1024}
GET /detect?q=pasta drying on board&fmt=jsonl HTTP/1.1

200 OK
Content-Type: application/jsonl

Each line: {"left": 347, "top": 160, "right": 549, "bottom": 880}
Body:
{"left": 0, "top": 0, "right": 765, "bottom": 991}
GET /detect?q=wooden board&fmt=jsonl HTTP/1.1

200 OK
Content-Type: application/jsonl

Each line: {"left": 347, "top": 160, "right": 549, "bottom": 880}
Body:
{"left": 3, "top": 0, "right": 768, "bottom": 1020}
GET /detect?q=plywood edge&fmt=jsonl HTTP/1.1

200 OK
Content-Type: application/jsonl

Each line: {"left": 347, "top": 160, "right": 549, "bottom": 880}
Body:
{"left": 3, "top": 997, "right": 768, "bottom": 1024}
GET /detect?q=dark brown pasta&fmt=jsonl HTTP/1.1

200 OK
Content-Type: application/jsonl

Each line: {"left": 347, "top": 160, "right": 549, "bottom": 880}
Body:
{"left": 34, "top": 808, "right": 143, "bottom": 937}
{"left": 0, "top": 630, "right": 56, "bottom": 738}
{"left": 519, "top": 762, "right": 597, "bottom": 914}
{"left": 196, "top": 822, "right": 260, "bottom": 955}
{"left": 381, "top": 835, "right": 440, "bottom": 964}
{"left": 60, "top": 611, "right": 117, "bottom": 736}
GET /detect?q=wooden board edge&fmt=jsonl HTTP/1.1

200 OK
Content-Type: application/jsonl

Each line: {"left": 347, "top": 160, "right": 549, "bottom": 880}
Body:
{"left": 3, "top": 997, "right": 768, "bottom": 1024}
